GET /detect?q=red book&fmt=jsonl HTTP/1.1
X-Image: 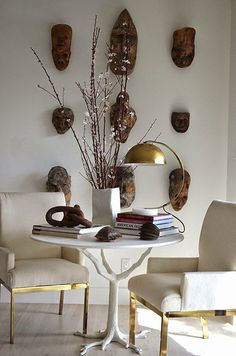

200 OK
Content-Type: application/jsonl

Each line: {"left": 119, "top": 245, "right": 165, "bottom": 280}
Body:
{"left": 116, "top": 212, "right": 172, "bottom": 221}
{"left": 116, "top": 217, "right": 173, "bottom": 225}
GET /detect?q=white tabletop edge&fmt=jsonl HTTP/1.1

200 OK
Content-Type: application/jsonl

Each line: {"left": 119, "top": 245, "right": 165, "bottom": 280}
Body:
{"left": 31, "top": 233, "right": 184, "bottom": 249}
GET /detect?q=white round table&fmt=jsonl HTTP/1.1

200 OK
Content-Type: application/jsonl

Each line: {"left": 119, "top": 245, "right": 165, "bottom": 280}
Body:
{"left": 32, "top": 233, "right": 183, "bottom": 355}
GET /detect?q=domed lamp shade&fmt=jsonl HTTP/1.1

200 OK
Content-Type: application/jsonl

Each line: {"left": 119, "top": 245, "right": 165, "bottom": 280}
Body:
{"left": 124, "top": 140, "right": 185, "bottom": 209}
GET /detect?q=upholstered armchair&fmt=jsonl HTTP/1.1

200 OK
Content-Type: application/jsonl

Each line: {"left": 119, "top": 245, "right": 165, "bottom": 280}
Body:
{"left": 128, "top": 200, "right": 236, "bottom": 355}
{"left": 0, "top": 192, "right": 89, "bottom": 344}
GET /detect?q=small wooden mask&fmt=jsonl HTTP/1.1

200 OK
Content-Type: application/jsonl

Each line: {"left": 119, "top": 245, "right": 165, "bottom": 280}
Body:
{"left": 51, "top": 24, "right": 72, "bottom": 71}
{"left": 171, "top": 112, "right": 190, "bottom": 133}
{"left": 52, "top": 107, "right": 74, "bottom": 134}
{"left": 110, "top": 9, "right": 137, "bottom": 75}
{"left": 110, "top": 91, "right": 137, "bottom": 143}
{"left": 169, "top": 168, "right": 191, "bottom": 211}
{"left": 171, "top": 27, "right": 196, "bottom": 68}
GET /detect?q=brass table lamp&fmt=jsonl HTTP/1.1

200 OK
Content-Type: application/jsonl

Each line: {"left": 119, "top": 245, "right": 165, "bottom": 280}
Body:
{"left": 124, "top": 140, "right": 185, "bottom": 210}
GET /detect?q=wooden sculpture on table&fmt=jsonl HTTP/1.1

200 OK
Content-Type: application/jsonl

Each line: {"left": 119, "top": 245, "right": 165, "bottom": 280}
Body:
{"left": 171, "top": 27, "right": 196, "bottom": 68}
{"left": 169, "top": 168, "right": 191, "bottom": 211}
{"left": 51, "top": 24, "right": 72, "bottom": 70}
{"left": 110, "top": 9, "right": 138, "bottom": 75}
{"left": 46, "top": 166, "right": 71, "bottom": 206}
{"left": 171, "top": 112, "right": 190, "bottom": 133}
{"left": 46, "top": 204, "right": 92, "bottom": 228}
{"left": 110, "top": 92, "right": 137, "bottom": 143}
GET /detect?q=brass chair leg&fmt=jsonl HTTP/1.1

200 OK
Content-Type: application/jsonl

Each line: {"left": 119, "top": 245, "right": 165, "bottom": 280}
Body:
{"left": 10, "top": 290, "right": 15, "bottom": 344}
{"left": 129, "top": 292, "right": 136, "bottom": 345}
{"left": 160, "top": 313, "right": 169, "bottom": 356}
{"left": 200, "top": 317, "right": 209, "bottom": 339}
{"left": 59, "top": 290, "right": 64, "bottom": 315}
{"left": 83, "top": 284, "right": 89, "bottom": 334}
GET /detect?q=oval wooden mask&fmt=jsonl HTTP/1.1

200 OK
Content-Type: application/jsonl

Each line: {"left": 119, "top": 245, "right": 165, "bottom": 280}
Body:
{"left": 110, "top": 92, "right": 137, "bottom": 143}
{"left": 110, "top": 9, "right": 138, "bottom": 75}
{"left": 51, "top": 24, "right": 72, "bottom": 71}
{"left": 171, "top": 27, "right": 196, "bottom": 68}
{"left": 52, "top": 107, "right": 74, "bottom": 134}
{"left": 169, "top": 168, "right": 191, "bottom": 211}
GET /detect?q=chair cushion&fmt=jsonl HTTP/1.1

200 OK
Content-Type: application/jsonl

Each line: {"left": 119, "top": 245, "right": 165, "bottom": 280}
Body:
{"left": 8, "top": 258, "right": 89, "bottom": 288}
{"left": 128, "top": 273, "right": 182, "bottom": 312}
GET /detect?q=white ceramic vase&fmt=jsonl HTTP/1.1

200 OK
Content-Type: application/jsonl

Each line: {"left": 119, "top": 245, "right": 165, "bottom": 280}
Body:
{"left": 92, "top": 187, "right": 120, "bottom": 226}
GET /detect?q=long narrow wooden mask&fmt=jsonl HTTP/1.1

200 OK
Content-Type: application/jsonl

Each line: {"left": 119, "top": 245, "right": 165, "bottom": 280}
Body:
{"left": 110, "top": 9, "right": 138, "bottom": 75}
{"left": 51, "top": 24, "right": 72, "bottom": 70}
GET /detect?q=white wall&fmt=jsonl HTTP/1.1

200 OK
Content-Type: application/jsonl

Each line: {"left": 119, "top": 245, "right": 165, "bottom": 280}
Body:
{"left": 0, "top": 0, "right": 231, "bottom": 304}
{"left": 228, "top": 0, "right": 236, "bottom": 200}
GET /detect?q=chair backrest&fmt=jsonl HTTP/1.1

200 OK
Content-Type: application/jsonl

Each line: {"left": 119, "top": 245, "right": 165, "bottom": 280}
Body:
{"left": 198, "top": 200, "right": 236, "bottom": 271}
{"left": 0, "top": 192, "right": 65, "bottom": 260}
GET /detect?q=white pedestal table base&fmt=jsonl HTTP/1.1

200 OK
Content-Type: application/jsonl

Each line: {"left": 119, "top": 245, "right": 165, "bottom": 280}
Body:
{"left": 75, "top": 248, "right": 152, "bottom": 355}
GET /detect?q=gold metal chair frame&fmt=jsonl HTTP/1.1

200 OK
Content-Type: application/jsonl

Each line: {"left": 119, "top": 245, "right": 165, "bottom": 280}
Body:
{"left": 129, "top": 291, "right": 236, "bottom": 356}
{"left": 0, "top": 278, "right": 89, "bottom": 344}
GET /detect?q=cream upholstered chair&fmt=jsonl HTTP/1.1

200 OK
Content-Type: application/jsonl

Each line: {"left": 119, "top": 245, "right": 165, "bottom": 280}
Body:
{"left": 128, "top": 200, "right": 236, "bottom": 355}
{"left": 0, "top": 192, "right": 89, "bottom": 343}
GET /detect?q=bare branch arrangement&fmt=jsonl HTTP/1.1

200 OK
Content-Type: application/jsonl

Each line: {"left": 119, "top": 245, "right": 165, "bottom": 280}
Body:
{"left": 74, "top": 16, "right": 124, "bottom": 189}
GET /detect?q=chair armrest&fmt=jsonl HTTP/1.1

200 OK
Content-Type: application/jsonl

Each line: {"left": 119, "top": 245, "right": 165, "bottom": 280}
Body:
{"left": 0, "top": 247, "right": 15, "bottom": 283}
{"left": 147, "top": 257, "right": 199, "bottom": 273}
{"left": 61, "top": 247, "right": 85, "bottom": 265}
{"left": 180, "top": 271, "right": 236, "bottom": 311}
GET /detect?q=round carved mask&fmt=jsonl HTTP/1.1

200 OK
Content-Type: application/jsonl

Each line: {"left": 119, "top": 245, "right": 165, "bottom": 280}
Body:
{"left": 171, "top": 112, "right": 190, "bottom": 133}
{"left": 52, "top": 107, "right": 74, "bottom": 134}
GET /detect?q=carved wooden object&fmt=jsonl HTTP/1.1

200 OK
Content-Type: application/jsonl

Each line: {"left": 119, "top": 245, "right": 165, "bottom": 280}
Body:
{"left": 140, "top": 222, "right": 159, "bottom": 240}
{"left": 95, "top": 226, "right": 122, "bottom": 242}
{"left": 52, "top": 107, "right": 74, "bottom": 134}
{"left": 114, "top": 166, "right": 135, "bottom": 208}
{"left": 169, "top": 168, "right": 191, "bottom": 211}
{"left": 110, "top": 9, "right": 137, "bottom": 75}
{"left": 51, "top": 24, "right": 72, "bottom": 71}
{"left": 46, "top": 205, "right": 92, "bottom": 228}
{"left": 110, "top": 92, "right": 137, "bottom": 143}
{"left": 171, "top": 27, "right": 196, "bottom": 68}
{"left": 171, "top": 112, "right": 190, "bottom": 133}
{"left": 46, "top": 166, "right": 71, "bottom": 206}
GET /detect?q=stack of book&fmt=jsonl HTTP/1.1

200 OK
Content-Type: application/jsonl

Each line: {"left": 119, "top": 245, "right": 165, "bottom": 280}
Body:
{"left": 115, "top": 211, "right": 179, "bottom": 237}
{"left": 32, "top": 224, "right": 103, "bottom": 239}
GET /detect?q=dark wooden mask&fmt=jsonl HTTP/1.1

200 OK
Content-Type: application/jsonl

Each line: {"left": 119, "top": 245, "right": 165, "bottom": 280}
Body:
{"left": 51, "top": 24, "right": 72, "bottom": 70}
{"left": 52, "top": 107, "right": 74, "bottom": 134}
{"left": 171, "top": 112, "right": 190, "bottom": 133}
{"left": 110, "top": 91, "right": 137, "bottom": 143}
{"left": 110, "top": 9, "right": 137, "bottom": 75}
{"left": 171, "top": 27, "right": 196, "bottom": 68}
{"left": 169, "top": 168, "right": 191, "bottom": 211}
{"left": 114, "top": 166, "right": 135, "bottom": 208}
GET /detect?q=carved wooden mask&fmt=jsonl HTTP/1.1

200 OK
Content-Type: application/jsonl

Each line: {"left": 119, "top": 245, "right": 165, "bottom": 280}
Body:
{"left": 171, "top": 27, "right": 196, "bottom": 68}
{"left": 171, "top": 112, "right": 190, "bottom": 133}
{"left": 110, "top": 9, "right": 137, "bottom": 75}
{"left": 114, "top": 166, "right": 135, "bottom": 208}
{"left": 110, "top": 92, "right": 137, "bottom": 143}
{"left": 46, "top": 166, "right": 71, "bottom": 206}
{"left": 169, "top": 168, "right": 191, "bottom": 211}
{"left": 51, "top": 24, "right": 72, "bottom": 70}
{"left": 52, "top": 107, "right": 74, "bottom": 134}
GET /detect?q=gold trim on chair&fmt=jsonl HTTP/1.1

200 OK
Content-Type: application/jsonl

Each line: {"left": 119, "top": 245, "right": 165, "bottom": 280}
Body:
{"left": 0, "top": 278, "right": 89, "bottom": 344}
{"left": 129, "top": 291, "right": 236, "bottom": 356}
